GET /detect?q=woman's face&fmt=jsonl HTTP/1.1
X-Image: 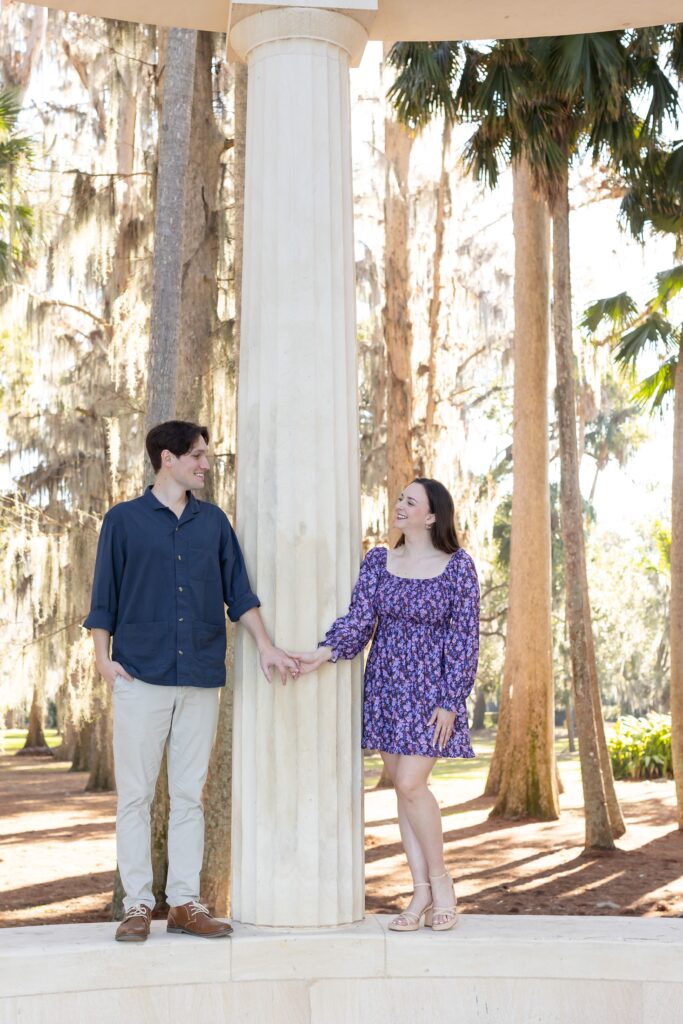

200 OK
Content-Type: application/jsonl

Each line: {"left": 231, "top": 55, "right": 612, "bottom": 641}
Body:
{"left": 392, "top": 482, "right": 435, "bottom": 533}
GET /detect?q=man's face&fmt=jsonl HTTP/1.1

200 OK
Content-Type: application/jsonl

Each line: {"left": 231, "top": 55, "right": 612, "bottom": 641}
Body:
{"left": 162, "top": 436, "right": 210, "bottom": 491}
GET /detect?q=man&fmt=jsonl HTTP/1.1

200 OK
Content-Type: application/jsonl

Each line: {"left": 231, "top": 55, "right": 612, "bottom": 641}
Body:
{"left": 84, "top": 420, "right": 297, "bottom": 942}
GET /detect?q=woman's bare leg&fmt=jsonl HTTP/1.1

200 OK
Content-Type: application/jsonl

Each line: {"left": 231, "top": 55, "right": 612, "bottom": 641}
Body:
{"left": 380, "top": 752, "right": 433, "bottom": 923}
{"left": 393, "top": 754, "right": 455, "bottom": 926}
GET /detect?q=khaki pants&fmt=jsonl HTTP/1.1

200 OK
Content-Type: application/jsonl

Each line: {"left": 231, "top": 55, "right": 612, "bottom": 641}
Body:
{"left": 112, "top": 676, "right": 220, "bottom": 912}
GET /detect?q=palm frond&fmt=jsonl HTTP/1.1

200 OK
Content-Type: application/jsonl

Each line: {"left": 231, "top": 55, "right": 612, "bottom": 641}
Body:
{"left": 632, "top": 355, "right": 678, "bottom": 413}
{"left": 581, "top": 292, "right": 639, "bottom": 334}
{"left": 387, "top": 42, "right": 461, "bottom": 131}
{"left": 615, "top": 312, "right": 677, "bottom": 366}
{"left": 653, "top": 264, "right": 683, "bottom": 311}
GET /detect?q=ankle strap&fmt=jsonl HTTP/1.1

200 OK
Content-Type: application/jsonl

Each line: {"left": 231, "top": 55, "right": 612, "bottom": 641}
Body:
{"left": 429, "top": 872, "right": 451, "bottom": 881}
{"left": 414, "top": 881, "right": 431, "bottom": 888}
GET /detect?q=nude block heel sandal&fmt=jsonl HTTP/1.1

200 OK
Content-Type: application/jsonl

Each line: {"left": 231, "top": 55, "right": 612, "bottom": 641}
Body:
{"left": 388, "top": 881, "right": 433, "bottom": 932}
{"left": 425, "top": 873, "right": 458, "bottom": 931}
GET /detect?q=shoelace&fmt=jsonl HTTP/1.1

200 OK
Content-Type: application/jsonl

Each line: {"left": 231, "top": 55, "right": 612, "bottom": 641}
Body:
{"left": 125, "top": 905, "right": 150, "bottom": 919}
{"left": 187, "top": 900, "right": 210, "bottom": 919}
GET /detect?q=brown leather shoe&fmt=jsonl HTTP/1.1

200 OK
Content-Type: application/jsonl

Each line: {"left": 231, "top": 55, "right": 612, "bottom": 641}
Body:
{"left": 167, "top": 901, "right": 232, "bottom": 938}
{"left": 115, "top": 904, "right": 152, "bottom": 942}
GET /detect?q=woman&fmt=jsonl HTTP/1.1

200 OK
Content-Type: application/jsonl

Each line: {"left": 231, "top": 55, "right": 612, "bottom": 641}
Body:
{"left": 295, "top": 478, "right": 479, "bottom": 931}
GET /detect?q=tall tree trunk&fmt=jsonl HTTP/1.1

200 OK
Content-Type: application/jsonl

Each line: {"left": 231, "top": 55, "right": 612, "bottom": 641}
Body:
{"left": 671, "top": 360, "right": 683, "bottom": 829}
{"left": 491, "top": 159, "right": 559, "bottom": 821}
{"left": 421, "top": 118, "right": 451, "bottom": 476}
{"left": 472, "top": 684, "right": 486, "bottom": 731}
{"left": 565, "top": 695, "right": 575, "bottom": 753}
{"left": 374, "top": 759, "right": 394, "bottom": 790}
{"left": 383, "top": 46, "right": 415, "bottom": 540}
{"left": 130, "top": 26, "right": 199, "bottom": 915}
{"left": 484, "top": 661, "right": 510, "bottom": 796}
{"left": 70, "top": 720, "right": 93, "bottom": 772}
{"left": 551, "top": 166, "right": 620, "bottom": 849}
{"left": 19, "top": 685, "right": 51, "bottom": 754}
{"left": 200, "top": 55, "right": 247, "bottom": 916}
{"left": 85, "top": 678, "right": 115, "bottom": 791}
{"left": 146, "top": 27, "right": 198, "bottom": 427}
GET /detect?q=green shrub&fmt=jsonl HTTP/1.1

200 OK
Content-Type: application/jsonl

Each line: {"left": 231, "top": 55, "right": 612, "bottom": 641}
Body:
{"left": 608, "top": 713, "right": 673, "bottom": 780}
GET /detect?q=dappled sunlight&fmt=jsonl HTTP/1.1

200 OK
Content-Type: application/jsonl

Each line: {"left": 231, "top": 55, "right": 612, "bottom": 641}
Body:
{"left": 364, "top": 751, "right": 683, "bottom": 918}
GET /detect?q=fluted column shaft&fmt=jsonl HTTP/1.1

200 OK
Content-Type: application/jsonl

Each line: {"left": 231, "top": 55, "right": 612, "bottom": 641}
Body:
{"left": 230, "top": 8, "right": 368, "bottom": 927}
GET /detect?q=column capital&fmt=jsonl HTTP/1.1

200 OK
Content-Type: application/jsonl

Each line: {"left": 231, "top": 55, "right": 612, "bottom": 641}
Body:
{"left": 229, "top": 6, "right": 369, "bottom": 67}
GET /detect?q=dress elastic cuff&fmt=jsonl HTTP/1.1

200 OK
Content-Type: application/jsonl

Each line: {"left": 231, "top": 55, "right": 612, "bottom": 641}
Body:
{"left": 318, "top": 641, "right": 339, "bottom": 663}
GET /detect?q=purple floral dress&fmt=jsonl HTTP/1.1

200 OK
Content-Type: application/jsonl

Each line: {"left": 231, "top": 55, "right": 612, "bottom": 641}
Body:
{"left": 320, "top": 546, "right": 480, "bottom": 758}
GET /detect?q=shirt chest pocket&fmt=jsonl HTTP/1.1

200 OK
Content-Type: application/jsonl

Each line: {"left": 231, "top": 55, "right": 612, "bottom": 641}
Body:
{"left": 188, "top": 545, "right": 216, "bottom": 581}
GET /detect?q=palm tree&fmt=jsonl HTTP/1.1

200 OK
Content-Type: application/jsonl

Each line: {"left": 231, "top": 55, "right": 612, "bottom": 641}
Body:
{"left": 388, "top": 41, "right": 560, "bottom": 820}
{"left": 584, "top": 263, "right": 683, "bottom": 827}
{"left": 0, "top": 87, "right": 33, "bottom": 284}
{"left": 466, "top": 29, "right": 680, "bottom": 846}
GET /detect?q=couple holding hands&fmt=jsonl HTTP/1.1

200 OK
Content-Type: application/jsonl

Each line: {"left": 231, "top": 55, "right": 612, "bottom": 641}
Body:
{"left": 85, "top": 420, "right": 480, "bottom": 943}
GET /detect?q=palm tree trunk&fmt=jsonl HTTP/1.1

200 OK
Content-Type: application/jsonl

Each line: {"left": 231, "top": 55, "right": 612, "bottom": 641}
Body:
{"left": 491, "top": 159, "right": 559, "bottom": 820}
{"left": 383, "top": 45, "right": 415, "bottom": 537}
{"left": 421, "top": 118, "right": 451, "bottom": 474}
{"left": 551, "top": 164, "right": 620, "bottom": 849}
{"left": 671, "top": 360, "right": 683, "bottom": 829}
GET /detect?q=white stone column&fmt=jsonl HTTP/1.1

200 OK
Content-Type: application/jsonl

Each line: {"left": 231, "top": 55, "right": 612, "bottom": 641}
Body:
{"left": 229, "top": 8, "right": 368, "bottom": 927}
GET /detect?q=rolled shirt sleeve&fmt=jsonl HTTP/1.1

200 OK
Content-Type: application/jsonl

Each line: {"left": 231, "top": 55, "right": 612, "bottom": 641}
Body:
{"left": 83, "top": 510, "right": 125, "bottom": 634}
{"left": 220, "top": 516, "right": 261, "bottom": 623}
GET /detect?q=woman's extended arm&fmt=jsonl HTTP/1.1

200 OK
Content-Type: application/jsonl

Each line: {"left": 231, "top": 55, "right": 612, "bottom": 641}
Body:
{"left": 293, "top": 548, "right": 383, "bottom": 674}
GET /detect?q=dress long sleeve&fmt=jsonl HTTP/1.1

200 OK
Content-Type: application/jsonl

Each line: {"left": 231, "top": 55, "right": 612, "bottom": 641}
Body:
{"left": 437, "top": 551, "right": 480, "bottom": 711}
{"left": 319, "top": 547, "right": 383, "bottom": 662}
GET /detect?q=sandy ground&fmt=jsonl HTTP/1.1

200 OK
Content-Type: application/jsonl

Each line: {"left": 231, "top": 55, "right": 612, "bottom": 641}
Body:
{"left": 1, "top": 750, "right": 682, "bottom": 927}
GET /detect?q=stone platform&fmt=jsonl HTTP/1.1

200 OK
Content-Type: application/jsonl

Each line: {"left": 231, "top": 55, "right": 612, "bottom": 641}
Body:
{"left": 1, "top": 914, "right": 682, "bottom": 1023}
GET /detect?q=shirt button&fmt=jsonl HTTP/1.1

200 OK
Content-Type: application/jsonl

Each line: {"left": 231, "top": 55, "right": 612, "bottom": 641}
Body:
{"left": 177, "top": 555, "right": 182, "bottom": 560}
{"left": 178, "top": 586, "right": 183, "bottom": 592}
{"left": 176, "top": 527, "right": 179, "bottom": 532}
{"left": 178, "top": 650, "right": 183, "bottom": 655}
{"left": 179, "top": 617, "right": 184, "bottom": 622}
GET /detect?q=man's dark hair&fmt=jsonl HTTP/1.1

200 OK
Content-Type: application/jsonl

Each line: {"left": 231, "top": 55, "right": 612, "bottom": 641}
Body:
{"left": 145, "top": 420, "right": 210, "bottom": 473}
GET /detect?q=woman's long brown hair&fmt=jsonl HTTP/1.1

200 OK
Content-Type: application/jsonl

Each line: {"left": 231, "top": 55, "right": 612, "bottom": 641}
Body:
{"left": 394, "top": 478, "right": 460, "bottom": 554}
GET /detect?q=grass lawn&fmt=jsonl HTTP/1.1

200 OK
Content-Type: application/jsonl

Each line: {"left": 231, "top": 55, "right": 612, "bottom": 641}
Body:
{"left": 364, "top": 729, "right": 582, "bottom": 786}
{"left": 0, "top": 729, "right": 63, "bottom": 753}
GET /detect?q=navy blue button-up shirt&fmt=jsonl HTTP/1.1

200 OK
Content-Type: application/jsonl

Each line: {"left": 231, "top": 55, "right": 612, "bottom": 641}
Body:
{"left": 83, "top": 486, "right": 260, "bottom": 687}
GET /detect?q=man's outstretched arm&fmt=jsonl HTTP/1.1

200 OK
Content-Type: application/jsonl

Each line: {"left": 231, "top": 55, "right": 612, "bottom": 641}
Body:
{"left": 238, "top": 607, "right": 300, "bottom": 685}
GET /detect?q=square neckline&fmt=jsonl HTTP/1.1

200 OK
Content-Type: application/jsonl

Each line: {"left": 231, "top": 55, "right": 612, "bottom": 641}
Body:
{"left": 382, "top": 546, "right": 461, "bottom": 581}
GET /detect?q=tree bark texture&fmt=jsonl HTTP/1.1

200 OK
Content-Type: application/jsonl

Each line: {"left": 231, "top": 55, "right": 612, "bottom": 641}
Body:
{"left": 383, "top": 50, "right": 415, "bottom": 540}
{"left": 146, "top": 27, "right": 198, "bottom": 428}
{"left": 140, "top": 31, "right": 229, "bottom": 914}
{"left": 85, "top": 677, "right": 115, "bottom": 792}
{"left": 491, "top": 159, "right": 559, "bottom": 821}
{"left": 472, "top": 685, "right": 486, "bottom": 731}
{"left": 551, "top": 166, "right": 619, "bottom": 849}
{"left": 198, "top": 59, "right": 247, "bottom": 915}
{"left": 136, "top": 27, "right": 199, "bottom": 915}
{"left": 19, "top": 685, "right": 51, "bottom": 754}
{"left": 421, "top": 118, "right": 451, "bottom": 476}
{"left": 70, "top": 720, "right": 93, "bottom": 772}
{"left": 485, "top": 660, "right": 510, "bottom": 796}
{"left": 671, "top": 361, "right": 683, "bottom": 828}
